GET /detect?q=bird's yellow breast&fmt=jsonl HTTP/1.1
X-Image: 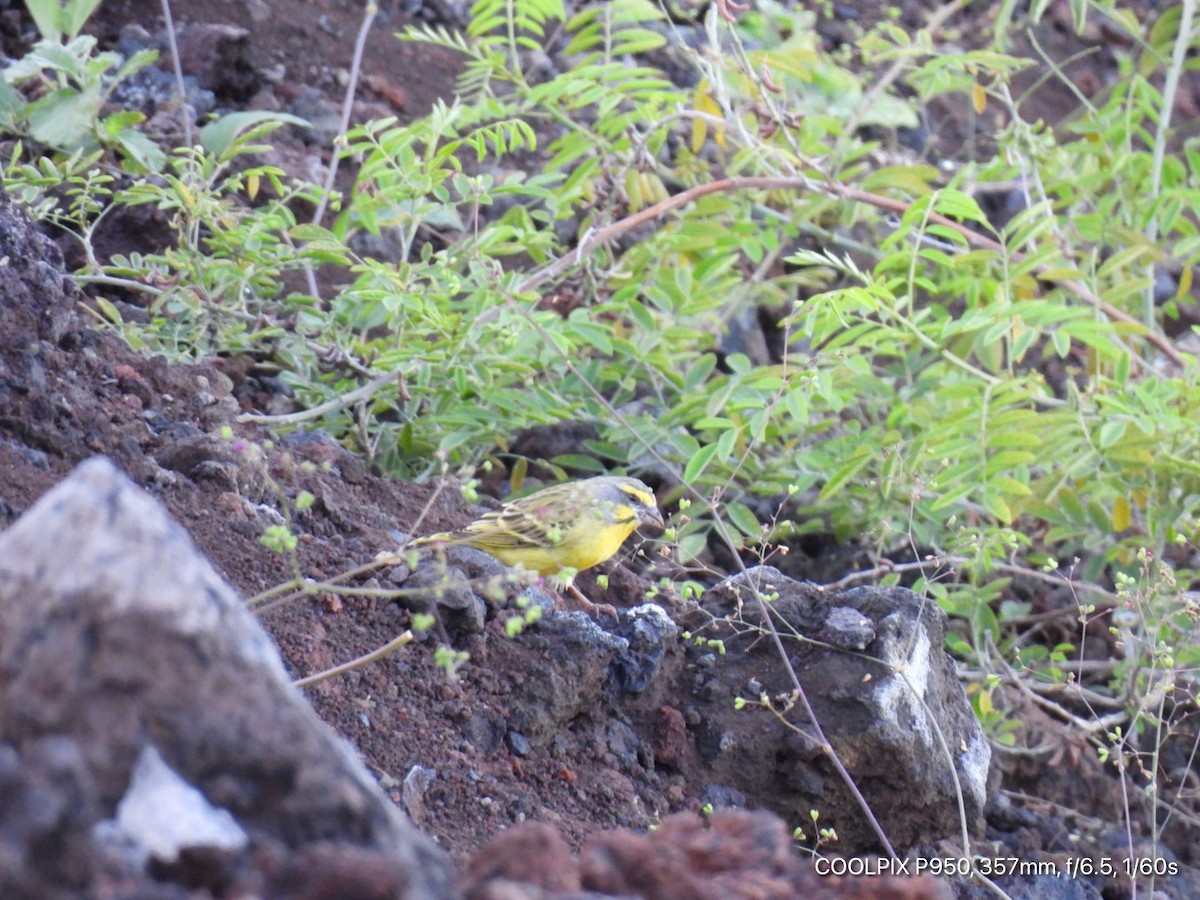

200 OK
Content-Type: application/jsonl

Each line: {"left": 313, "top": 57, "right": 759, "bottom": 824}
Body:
{"left": 481, "top": 513, "right": 639, "bottom": 575}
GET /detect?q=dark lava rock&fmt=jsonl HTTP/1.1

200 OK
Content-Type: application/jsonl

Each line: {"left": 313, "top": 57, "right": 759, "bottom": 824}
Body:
{"left": 691, "top": 567, "right": 991, "bottom": 856}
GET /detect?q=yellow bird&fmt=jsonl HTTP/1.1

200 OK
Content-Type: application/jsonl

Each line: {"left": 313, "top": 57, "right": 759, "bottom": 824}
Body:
{"left": 415, "top": 475, "right": 664, "bottom": 576}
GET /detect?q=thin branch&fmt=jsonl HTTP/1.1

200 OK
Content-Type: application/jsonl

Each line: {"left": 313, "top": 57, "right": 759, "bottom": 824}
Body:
{"left": 312, "top": 1, "right": 379, "bottom": 230}
{"left": 237, "top": 369, "right": 402, "bottom": 426}
{"left": 159, "top": 0, "right": 194, "bottom": 153}
{"left": 1144, "top": 0, "right": 1197, "bottom": 326}
{"left": 304, "top": 1, "right": 380, "bottom": 300}
{"left": 293, "top": 630, "right": 413, "bottom": 687}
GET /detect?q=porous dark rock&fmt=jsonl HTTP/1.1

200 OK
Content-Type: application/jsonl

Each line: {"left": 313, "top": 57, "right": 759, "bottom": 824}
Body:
{"left": 497, "top": 612, "right": 629, "bottom": 746}
{"left": 401, "top": 562, "right": 488, "bottom": 636}
{"left": 171, "top": 22, "right": 260, "bottom": 101}
{"left": 691, "top": 567, "right": 991, "bottom": 855}
{"left": 612, "top": 603, "right": 677, "bottom": 693}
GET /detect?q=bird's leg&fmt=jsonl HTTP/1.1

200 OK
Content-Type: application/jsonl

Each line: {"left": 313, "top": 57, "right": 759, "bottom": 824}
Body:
{"left": 563, "top": 582, "right": 619, "bottom": 624}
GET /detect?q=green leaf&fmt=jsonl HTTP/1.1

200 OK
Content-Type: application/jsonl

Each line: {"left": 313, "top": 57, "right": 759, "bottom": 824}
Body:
{"left": 94, "top": 295, "right": 122, "bottom": 324}
{"left": 0, "top": 78, "right": 24, "bottom": 124}
{"left": 982, "top": 489, "right": 1013, "bottom": 523}
{"left": 583, "top": 440, "right": 629, "bottom": 463}
{"left": 25, "top": 0, "right": 65, "bottom": 41}
{"left": 930, "top": 481, "right": 976, "bottom": 512}
{"left": 289, "top": 223, "right": 339, "bottom": 242}
{"left": 614, "top": 28, "right": 667, "bottom": 55}
{"left": 199, "top": 111, "right": 310, "bottom": 158}
{"left": 1085, "top": 500, "right": 1111, "bottom": 534}
{"left": 860, "top": 164, "right": 939, "bottom": 195}
{"left": 28, "top": 84, "right": 101, "bottom": 149}
{"left": 1057, "top": 489, "right": 1084, "bottom": 523}
{"left": 566, "top": 312, "right": 613, "bottom": 354}
{"left": 724, "top": 501, "right": 762, "bottom": 538}
{"left": 550, "top": 454, "right": 606, "bottom": 473}
{"left": 784, "top": 388, "right": 808, "bottom": 423}
{"left": 684, "top": 443, "right": 720, "bottom": 482}
{"left": 1097, "top": 419, "right": 1128, "bottom": 449}
{"left": 23, "top": 39, "right": 83, "bottom": 75}
{"left": 113, "top": 47, "right": 158, "bottom": 82}
{"left": 992, "top": 476, "right": 1032, "bottom": 498}
{"left": 676, "top": 530, "right": 708, "bottom": 564}
{"left": 932, "top": 189, "right": 989, "bottom": 226}
{"left": 986, "top": 450, "right": 1037, "bottom": 469}
{"left": 1051, "top": 328, "right": 1071, "bottom": 357}
{"left": 988, "top": 432, "right": 1042, "bottom": 450}
{"left": 683, "top": 353, "right": 717, "bottom": 390}
{"left": 112, "top": 127, "right": 166, "bottom": 173}
{"left": 1058, "top": 320, "right": 1126, "bottom": 359}
{"left": 62, "top": 0, "right": 103, "bottom": 40}
{"left": 819, "top": 448, "right": 871, "bottom": 502}
{"left": 716, "top": 425, "right": 738, "bottom": 460}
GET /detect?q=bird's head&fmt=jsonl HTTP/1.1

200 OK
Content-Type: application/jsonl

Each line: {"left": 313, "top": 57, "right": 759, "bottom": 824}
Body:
{"left": 599, "top": 476, "right": 664, "bottom": 530}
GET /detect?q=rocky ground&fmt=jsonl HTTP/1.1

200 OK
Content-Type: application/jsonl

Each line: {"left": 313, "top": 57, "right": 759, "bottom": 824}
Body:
{"left": 0, "top": 1, "right": 1198, "bottom": 899}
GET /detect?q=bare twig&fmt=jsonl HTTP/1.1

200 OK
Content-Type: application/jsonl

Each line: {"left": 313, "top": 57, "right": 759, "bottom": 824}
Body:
{"left": 293, "top": 630, "right": 413, "bottom": 687}
{"left": 311, "top": 1, "right": 379, "bottom": 230}
{"left": 236, "top": 369, "right": 402, "bottom": 426}
{"left": 303, "top": 1, "right": 380, "bottom": 300}
{"left": 1144, "top": 0, "right": 1197, "bottom": 326}
{"left": 159, "top": 0, "right": 194, "bottom": 152}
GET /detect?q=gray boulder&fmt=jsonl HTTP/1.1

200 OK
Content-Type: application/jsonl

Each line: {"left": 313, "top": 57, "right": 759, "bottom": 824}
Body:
{"left": 0, "top": 458, "right": 454, "bottom": 898}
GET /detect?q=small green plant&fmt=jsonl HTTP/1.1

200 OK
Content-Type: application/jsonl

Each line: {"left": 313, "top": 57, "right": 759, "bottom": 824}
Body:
{"left": 965, "top": 676, "right": 1020, "bottom": 749}
{"left": 260, "top": 524, "right": 299, "bottom": 554}
{"left": 794, "top": 808, "right": 838, "bottom": 852}
{"left": 504, "top": 594, "right": 545, "bottom": 637}
{"left": 2, "top": 0, "right": 163, "bottom": 170}
{"left": 434, "top": 644, "right": 470, "bottom": 679}
{"left": 24, "top": 0, "right": 103, "bottom": 43}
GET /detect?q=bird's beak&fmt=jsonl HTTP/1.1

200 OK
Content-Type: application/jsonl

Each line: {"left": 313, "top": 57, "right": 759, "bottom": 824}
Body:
{"left": 641, "top": 505, "right": 665, "bottom": 530}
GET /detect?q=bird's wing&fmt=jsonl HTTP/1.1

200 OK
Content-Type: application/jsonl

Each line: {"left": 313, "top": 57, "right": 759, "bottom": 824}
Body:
{"left": 462, "top": 501, "right": 562, "bottom": 550}
{"left": 415, "top": 482, "right": 580, "bottom": 550}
